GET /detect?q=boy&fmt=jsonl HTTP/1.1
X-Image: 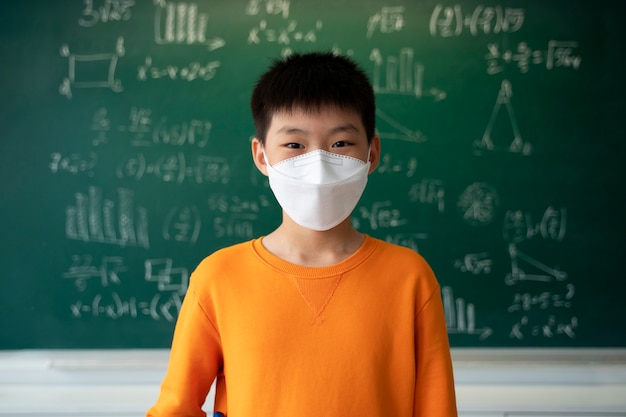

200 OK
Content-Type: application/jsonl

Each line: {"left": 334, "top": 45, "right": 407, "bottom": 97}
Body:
{"left": 147, "top": 52, "right": 457, "bottom": 417}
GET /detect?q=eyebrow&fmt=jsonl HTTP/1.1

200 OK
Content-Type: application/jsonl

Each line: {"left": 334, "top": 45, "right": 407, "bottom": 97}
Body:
{"left": 276, "top": 123, "right": 361, "bottom": 135}
{"left": 277, "top": 126, "right": 306, "bottom": 135}
{"left": 329, "top": 123, "right": 361, "bottom": 135}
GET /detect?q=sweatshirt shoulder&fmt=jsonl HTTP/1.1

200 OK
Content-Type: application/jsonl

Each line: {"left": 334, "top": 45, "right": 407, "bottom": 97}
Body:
{"left": 372, "top": 237, "right": 433, "bottom": 269}
{"left": 369, "top": 237, "right": 440, "bottom": 291}
{"left": 196, "top": 239, "right": 255, "bottom": 268}
{"left": 189, "top": 239, "right": 257, "bottom": 287}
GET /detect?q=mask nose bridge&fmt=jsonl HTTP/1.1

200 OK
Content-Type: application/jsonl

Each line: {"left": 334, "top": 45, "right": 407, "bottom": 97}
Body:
{"left": 293, "top": 150, "right": 343, "bottom": 168}
{"left": 262, "top": 147, "right": 368, "bottom": 168}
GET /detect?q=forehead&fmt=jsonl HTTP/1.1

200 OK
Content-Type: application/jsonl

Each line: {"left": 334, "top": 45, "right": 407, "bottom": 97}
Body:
{"left": 268, "top": 105, "right": 365, "bottom": 131}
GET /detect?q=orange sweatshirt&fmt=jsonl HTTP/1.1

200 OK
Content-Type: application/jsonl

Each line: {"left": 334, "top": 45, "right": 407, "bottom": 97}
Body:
{"left": 147, "top": 236, "right": 457, "bottom": 417}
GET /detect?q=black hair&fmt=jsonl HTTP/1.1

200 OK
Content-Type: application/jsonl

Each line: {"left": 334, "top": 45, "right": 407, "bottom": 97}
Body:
{"left": 250, "top": 51, "right": 376, "bottom": 144}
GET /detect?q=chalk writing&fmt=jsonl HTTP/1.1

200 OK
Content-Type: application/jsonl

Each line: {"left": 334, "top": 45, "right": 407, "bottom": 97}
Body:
{"left": 91, "top": 108, "right": 111, "bottom": 146}
{"left": 474, "top": 80, "right": 532, "bottom": 156}
{"left": 64, "top": 256, "right": 187, "bottom": 320}
{"left": 370, "top": 48, "right": 446, "bottom": 101}
{"left": 245, "top": 0, "right": 290, "bottom": 19}
{"left": 137, "top": 56, "right": 221, "bottom": 82}
{"left": 367, "top": 6, "right": 405, "bottom": 38}
{"left": 154, "top": 0, "right": 225, "bottom": 50}
{"left": 207, "top": 194, "right": 271, "bottom": 214}
{"left": 213, "top": 215, "right": 257, "bottom": 240}
{"left": 442, "top": 286, "right": 492, "bottom": 340}
{"left": 408, "top": 178, "right": 446, "bottom": 212}
{"left": 154, "top": 117, "right": 210, "bottom": 146}
{"left": 59, "top": 37, "right": 125, "bottom": 99}
{"left": 508, "top": 284, "right": 575, "bottom": 312}
{"left": 509, "top": 315, "right": 578, "bottom": 340}
{"left": 93, "top": 107, "right": 213, "bottom": 148}
{"left": 244, "top": 0, "right": 308, "bottom": 51}
{"left": 248, "top": 19, "right": 322, "bottom": 45}
{"left": 503, "top": 206, "right": 567, "bottom": 244}
{"left": 376, "top": 153, "right": 418, "bottom": 177}
{"left": 63, "top": 255, "right": 126, "bottom": 292}
{"left": 163, "top": 206, "right": 201, "bottom": 244}
{"left": 457, "top": 182, "right": 499, "bottom": 226}
{"left": 70, "top": 292, "right": 182, "bottom": 321}
{"left": 116, "top": 152, "right": 230, "bottom": 184}
{"left": 384, "top": 232, "right": 428, "bottom": 253}
{"left": 430, "top": 4, "right": 524, "bottom": 37}
{"left": 486, "top": 41, "right": 582, "bottom": 74}
{"left": 79, "top": 0, "right": 135, "bottom": 27}
{"left": 454, "top": 253, "right": 493, "bottom": 275}
{"left": 65, "top": 186, "right": 150, "bottom": 249}
{"left": 358, "top": 201, "right": 408, "bottom": 230}
{"left": 119, "top": 107, "right": 151, "bottom": 145}
{"left": 207, "top": 194, "right": 271, "bottom": 240}
{"left": 49, "top": 152, "right": 98, "bottom": 177}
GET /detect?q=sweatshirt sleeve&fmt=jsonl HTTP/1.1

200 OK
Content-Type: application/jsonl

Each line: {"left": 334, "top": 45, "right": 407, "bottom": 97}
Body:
{"left": 414, "top": 283, "right": 458, "bottom": 417}
{"left": 146, "top": 282, "right": 223, "bottom": 417}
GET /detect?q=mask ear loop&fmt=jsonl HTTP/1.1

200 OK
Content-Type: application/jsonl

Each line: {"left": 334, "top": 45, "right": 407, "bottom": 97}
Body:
{"left": 261, "top": 145, "right": 270, "bottom": 166}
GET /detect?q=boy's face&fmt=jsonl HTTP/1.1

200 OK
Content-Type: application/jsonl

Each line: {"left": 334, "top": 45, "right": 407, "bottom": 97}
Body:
{"left": 252, "top": 105, "right": 380, "bottom": 174}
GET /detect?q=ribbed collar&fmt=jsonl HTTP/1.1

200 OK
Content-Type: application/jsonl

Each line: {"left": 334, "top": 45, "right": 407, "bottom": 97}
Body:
{"left": 249, "top": 235, "right": 378, "bottom": 279}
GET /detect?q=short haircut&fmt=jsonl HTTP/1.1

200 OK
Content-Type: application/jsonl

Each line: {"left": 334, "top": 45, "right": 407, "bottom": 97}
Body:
{"left": 250, "top": 51, "right": 376, "bottom": 144}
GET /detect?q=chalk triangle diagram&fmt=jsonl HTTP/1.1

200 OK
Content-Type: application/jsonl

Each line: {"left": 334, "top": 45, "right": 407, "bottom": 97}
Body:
{"left": 375, "top": 108, "right": 427, "bottom": 143}
{"left": 474, "top": 80, "right": 532, "bottom": 155}
{"left": 504, "top": 243, "right": 568, "bottom": 286}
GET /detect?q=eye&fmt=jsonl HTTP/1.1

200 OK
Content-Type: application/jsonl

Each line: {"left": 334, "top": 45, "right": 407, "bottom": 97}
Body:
{"left": 332, "top": 141, "right": 351, "bottom": 148}
{"left": 285, "top": 142, "right": 304, "bottom": 149}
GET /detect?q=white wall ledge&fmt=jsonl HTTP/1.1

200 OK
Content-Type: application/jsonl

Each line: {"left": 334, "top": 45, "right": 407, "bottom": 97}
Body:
{"left": 1, "top": 349, "right": 625, "bottom": 416}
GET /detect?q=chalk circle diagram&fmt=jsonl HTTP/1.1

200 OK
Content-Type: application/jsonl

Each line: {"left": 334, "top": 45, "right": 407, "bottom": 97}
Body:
{"left": 457, "top": 182, "right": 500, "bottom": 226}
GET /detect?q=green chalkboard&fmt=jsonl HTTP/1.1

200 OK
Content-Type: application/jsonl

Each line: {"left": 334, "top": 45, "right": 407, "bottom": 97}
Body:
{"left": 1, "top": 0, "right": 625, "bottom": 349}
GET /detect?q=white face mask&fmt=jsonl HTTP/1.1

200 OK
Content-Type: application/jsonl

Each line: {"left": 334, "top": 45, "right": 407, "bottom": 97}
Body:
{"left": 265, "top": 149, "right": 371, "bottom": 231}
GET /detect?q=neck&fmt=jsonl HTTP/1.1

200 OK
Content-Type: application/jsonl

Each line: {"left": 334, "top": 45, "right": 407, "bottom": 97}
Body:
{"left": 262, "top": 217, "right": 365, "bottom": 267}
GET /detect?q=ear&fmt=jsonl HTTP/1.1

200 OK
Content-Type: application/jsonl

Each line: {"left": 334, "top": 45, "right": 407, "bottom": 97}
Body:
{"left": 251, "top": 137, "right": 268, "bottom": 176}
{"left": 367, "top": 135, "right": 381, "bottom": 173}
